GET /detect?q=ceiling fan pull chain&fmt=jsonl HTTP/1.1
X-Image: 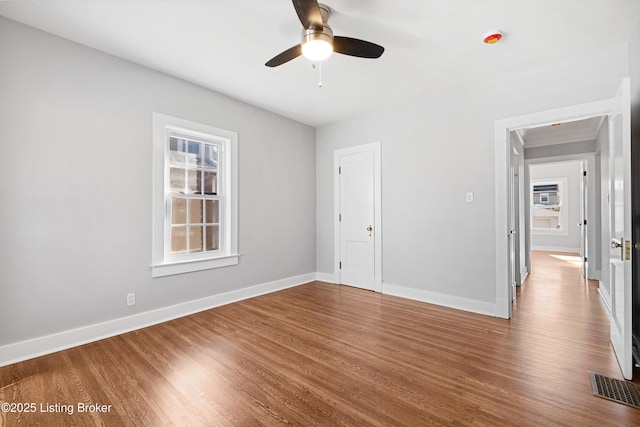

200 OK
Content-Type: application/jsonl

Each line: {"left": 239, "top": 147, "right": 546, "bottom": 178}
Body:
{"left": 318, "top": 62, "right": 322, "bottom": 87}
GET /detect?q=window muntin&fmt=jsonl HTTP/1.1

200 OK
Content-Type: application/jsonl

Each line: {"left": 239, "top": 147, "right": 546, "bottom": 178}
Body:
{"left": 166, "top": 135, "right": 221, "bottom": 258}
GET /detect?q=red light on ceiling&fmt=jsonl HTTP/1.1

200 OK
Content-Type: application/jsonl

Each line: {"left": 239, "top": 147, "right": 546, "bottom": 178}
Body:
{"left": 483, "top": 31, "right": 503, "bottom": 44}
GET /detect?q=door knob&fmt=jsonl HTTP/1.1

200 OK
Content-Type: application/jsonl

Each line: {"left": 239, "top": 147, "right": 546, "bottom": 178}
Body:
{"left": 367, "top": 225, "right": 373, "bottom": 236}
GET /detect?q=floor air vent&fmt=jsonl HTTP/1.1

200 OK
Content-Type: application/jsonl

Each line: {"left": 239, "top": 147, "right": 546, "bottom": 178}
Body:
{"left": 590, "top": 371, "right": 640, "bottom": 409}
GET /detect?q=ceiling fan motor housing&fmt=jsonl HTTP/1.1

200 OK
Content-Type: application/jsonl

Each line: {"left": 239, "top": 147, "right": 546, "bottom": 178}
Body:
{"left": 318, "top": 3, "right": 331, "bottom": 23}
{"left": 301, "top": 3, "right": 333, "bottom": 46}
{"left": 301, "top": 25, "right": 334, "bottom": 46}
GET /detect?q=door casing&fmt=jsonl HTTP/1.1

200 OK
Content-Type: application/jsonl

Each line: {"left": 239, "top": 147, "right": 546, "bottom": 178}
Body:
{"left": 509, "top": 146, "right": 521, "bottom": 302}
{"left": 580, "top": 161, "right": 588, "bottom": 278}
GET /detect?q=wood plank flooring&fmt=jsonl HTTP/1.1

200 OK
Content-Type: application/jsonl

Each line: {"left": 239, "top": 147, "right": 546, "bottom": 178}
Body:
{"left": 2, "top": 251, "right": 640, "bottom": 426}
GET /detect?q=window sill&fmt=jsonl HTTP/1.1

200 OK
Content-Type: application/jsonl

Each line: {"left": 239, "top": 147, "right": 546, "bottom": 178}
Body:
{"left": 151, "top": 254, "right": 239, "bottom": 278}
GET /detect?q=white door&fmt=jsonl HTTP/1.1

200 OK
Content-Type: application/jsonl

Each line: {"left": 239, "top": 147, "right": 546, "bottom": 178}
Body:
{"left": 579, "top": 163, "right": 588, "bottom": 278}
{"left": 609, "top": 77, "right": 632, "bottom": 379}
{"left": 339, "top": 150, "right": 375, "bottom": 290}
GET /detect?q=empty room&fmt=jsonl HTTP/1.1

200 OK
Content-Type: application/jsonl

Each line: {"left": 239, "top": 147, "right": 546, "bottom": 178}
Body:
{"left": 2, "top": 1, "right": 640, "bottom": 425}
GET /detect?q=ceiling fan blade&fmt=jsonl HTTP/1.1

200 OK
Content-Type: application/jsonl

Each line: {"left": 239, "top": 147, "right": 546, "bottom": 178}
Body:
{"left": 292, "top": 0, "right": 323, "bottom": 29}
{"left": 265, "top": 45, "right": 303, "bottom": 67}
{"left": 333, "top": 36, "right": 385, "bottom": 59}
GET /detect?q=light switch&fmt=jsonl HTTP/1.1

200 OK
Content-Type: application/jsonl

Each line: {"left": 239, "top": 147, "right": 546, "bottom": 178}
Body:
{"left": 466, "top": 192, "right": 474, "bottom": 203}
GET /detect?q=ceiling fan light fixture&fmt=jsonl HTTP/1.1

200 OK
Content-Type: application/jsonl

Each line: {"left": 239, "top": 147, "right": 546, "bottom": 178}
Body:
{"left": 302, "top": 39, "right": 333, "bottom": 61}
{"left": 301, "top": 26, "right": 333, "bottom": 61}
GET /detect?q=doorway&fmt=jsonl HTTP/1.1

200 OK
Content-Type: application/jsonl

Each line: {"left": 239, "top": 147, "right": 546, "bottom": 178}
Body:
{"left": 495, "top": 78, "right": 633, "bottom": 379}
{"left": 527, "top": 159, "right": 593, "bottom": 274}
{"left": 494, "top": 98, "right": 615, "bottom": 319}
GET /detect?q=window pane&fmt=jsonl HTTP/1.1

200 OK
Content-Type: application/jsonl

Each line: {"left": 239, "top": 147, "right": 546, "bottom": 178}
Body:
{"left": 171, "top": 226, "right": 187, "bottom": 254}
{"left": 171, "top": 198, "right": 187, "bottom": 224}
{"left": 204, "top": 144, "right": 218, "bottom": 169}
{"left": 205, "top": 200, "right": 219, "bottom": 223}
{"left": 532, "top": 181, "right": 562, "bottom": 231}
{"left": 206, "top": 226, "right": 219, "bottom": 251}
{"left": 169, "top": 168, "right": 185, "bottom": 193}
{"left": 204, "top": 171, "right": 217, "bottom": 195}
{"left": 169, "top": 137, "right": 187, "bottom": 165}
{"left": 187, "top": 170, "right": 202, "bottom": 194}
{"left": 190, "top": 199, "right": 203, "bottom": 224}
{"left": 187, "top": 141, "right": 201, "bottom": 167}
{"left": 189, "top": 226, "right": 203, "bottom": 252}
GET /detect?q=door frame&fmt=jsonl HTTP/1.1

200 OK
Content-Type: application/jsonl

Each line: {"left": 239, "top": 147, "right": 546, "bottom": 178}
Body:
{"left": 333, "top": 142, "right": 383, "bottom": 292}
{"left": 526, "top": 156, "right": 596, "bottom": 261}
{"left": 580, "top": 160, "right": 588, "bottom": 278}
{"left": 494, "top": 98, "right": 615, "bottom": 318}
{"left": 509, "top": 144, "right": 522, "bottom": 302}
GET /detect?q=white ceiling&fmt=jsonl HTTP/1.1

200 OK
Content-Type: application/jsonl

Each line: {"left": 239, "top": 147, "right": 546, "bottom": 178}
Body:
{"left": 517, "top": 116, "right": 606, "bottom": 148}
{"left": 1, "top": 0, "right": 639, "bottom": 127}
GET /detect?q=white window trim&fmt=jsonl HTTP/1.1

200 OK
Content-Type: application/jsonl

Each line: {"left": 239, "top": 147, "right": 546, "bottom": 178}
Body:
{"left": 151, "top": 113, "right": 238, "bottom": 278}
{"left": 530, "top": 177, "right": 569, "bottom": 236}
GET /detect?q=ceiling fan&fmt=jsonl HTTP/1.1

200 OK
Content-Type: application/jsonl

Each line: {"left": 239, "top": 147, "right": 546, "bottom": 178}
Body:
{"left": 265, "top": 0, "right": 385, "bottom": 67}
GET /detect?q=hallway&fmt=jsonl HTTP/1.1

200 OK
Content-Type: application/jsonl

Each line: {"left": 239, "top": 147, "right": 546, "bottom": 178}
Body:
{"left": 511, "top": 250, "right": 638, "bottom": 420}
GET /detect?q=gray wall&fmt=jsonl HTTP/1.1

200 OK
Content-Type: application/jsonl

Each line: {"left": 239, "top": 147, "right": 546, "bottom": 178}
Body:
{"left": 316, "top": 43, "right": 628, "bottom": 306}
{"left": 0, "top": 17, "right": 316, "bottom": 346}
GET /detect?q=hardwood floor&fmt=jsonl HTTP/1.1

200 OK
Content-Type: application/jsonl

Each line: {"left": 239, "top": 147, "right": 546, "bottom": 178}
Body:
{"left": 2, "top": 251, "right": 640, "bottom": 426}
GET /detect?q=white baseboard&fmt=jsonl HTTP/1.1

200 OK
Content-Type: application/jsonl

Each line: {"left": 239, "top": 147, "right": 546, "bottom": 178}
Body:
{"left": 531, "top": 245, "right": 581, "bottom": 253}
{"left": 598, "top": 284, "right": 612, "bottom": 314}
{"left": 317, "top": 274, "right": 382, "bottom": 291}
{"left": 382, "top": 283, "right": 497, "bottom": 318}
{"left": 374, "top": 277, "right": 383, "bottom": 293}
{"left": 0, "top": 272, "right": 316, "bottom": 368}
{"left": 315, "top": 272, "right": 336, "bottom": 283}
{"left": 519, "top": 266, "right": 529, "bottom": 284}
{"left": 494, "top": 298, "right": 511, "bottom": 319}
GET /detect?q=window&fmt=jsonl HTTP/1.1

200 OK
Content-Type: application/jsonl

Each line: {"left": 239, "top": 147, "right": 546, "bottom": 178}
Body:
{"left": 152, "top": 113, "right": 238, "bottom": 277}
{"left": 531, "top": 178, "right": 567, "bottom": 234}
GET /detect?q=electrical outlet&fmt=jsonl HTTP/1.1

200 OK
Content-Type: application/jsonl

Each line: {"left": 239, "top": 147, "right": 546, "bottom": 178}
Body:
{"left": 126, "top": 293, "right": 136, "bottom": 307}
